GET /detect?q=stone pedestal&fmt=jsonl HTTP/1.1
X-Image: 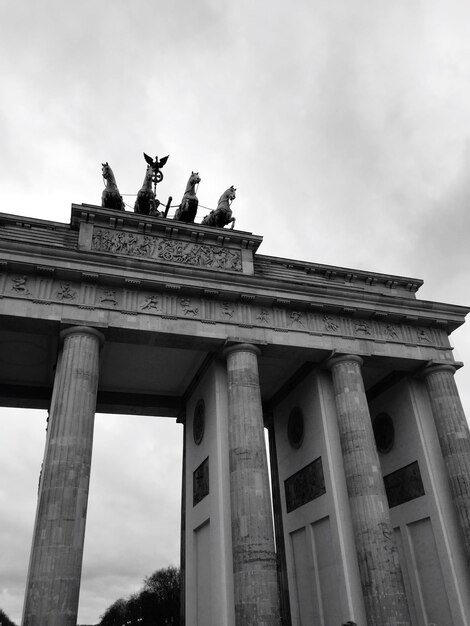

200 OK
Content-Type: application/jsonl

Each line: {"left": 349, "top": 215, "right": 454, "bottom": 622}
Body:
{"left": 327, "top": 355, "right": 411, "bottom": 626}
{"left": 224, "top": 344, "right": 281, "bottom": 626}
{"left": 423, "top": 364, "right": 470, "bottom": 565}
{"left": 22, "top": 326, "right": 103, "bottom": 626}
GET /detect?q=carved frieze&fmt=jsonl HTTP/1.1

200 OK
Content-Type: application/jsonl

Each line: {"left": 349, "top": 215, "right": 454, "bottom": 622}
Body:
{"left": 383, "top": 461, "right": 425, "bottom": 508}
{"left": 323, "top": 314, "right": 340, "bottom": 333}
{"left": 0, "top": 271, "right": 451, "bottom": 354}
{"left": 354, "top": 321, "right": 371, "bottom": 336}
{"left": 417, "top": 327, "right": 431, "bottom": 343}
{"left": 220, "top": 301, "right": 235, "bottom": 319}
{"left": 91, "top": 228, "right": 243, "bottom": 272}
{"left": 57, "top": 282, "right": 77, "bottom": 301}
{"left": 180, "top": 298, "right": 199, "bottom": 317}
{"left": 385, "top": 324, "right": 400, "bottom": 340}
{"left": 99, "top": 289, "right": 118, "bottom": 307}
{"left": 288, "top": 311, "right": 304, "bottom": 328}
{"left": 257, "top": 307, "right": 270, "bottom": 324}
{"left": 193, "top": 457, "right": 209, "bottom": 506}
{"left": 141, "top": 294, "right": 160, "bottom": 312}
{"left": 11, "top": 276, "right": 31, "bottom": 295}
{"left": 285, "top": 457, "right": 326, "bottom": 513}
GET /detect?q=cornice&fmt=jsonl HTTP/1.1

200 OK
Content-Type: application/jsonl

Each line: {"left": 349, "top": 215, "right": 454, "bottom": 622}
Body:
{"left": 0, "top": 206, "right": 468, "bottom": 333}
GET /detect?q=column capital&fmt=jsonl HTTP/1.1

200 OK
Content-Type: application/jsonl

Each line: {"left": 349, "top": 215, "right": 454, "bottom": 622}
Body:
{"left": 60, "top": 325, "right": 105, "bottom": 346}
{"left": 326, "top": 353, "right": 363, "bottom": 371}
{"left": 223, "top": 342, "right": 261, "bottom": 359}
{"left": 421, "top": 362, "right": 456, "bottom": 379}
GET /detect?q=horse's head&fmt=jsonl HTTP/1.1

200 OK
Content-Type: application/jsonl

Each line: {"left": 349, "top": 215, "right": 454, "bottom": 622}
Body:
{"left": 101, "top": 162, "right": 110, "bottom": 179}
{"left": 190, "top": 171, "right": 201, "bottom": 185}
{"left": 227, "top": 185, "right": 236, "bottom": 201}
{"left": 145, "top": 164, "right": 154, "bottom": 181}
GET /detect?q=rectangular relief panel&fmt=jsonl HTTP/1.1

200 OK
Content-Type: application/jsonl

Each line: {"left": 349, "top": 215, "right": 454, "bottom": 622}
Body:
{"left": 383, "top": 461, "right": 425, "bottom": 508}
{"left": 193, "top": 457, "right": 209, "bottom": 506}
{"left": 285, "top": 457, "right": 326, "bottom": 513}
{"left": 195, "top": 520, "right": 211, "bottom": 626}
{"left": 408, "top": 517, "right": 452, "bottom": 626}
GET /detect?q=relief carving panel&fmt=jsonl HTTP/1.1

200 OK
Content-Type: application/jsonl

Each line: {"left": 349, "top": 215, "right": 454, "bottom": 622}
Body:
{"left": 193, "top": 457, "right": 209, "bottom": 506}
{"left": 0, "top": 271, "right": 449, "bottom": 353}
{"left": 91, "top": 228, "right": 243, "bottom": 272}
{"left": 284, "top": 457, "right": 326, "bottom": 513}
{"left": 383, "top": 461, "right": 425, "bottom": 508}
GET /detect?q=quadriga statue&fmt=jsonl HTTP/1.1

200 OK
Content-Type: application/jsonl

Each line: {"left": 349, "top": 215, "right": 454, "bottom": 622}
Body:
{"left": 134, "top": 163, "right": 162, "bottom": 216}
{"left": 134, "top": 152, "right": 169, "bottom": 217}
{"left": 201, "top": 186, "right": 236, "bottom": 229}
{"left": 173, "top": 172, "right": 201, "bottom": 223}
{"left": 101, "top": 162, "right": 125, "bottom": 211}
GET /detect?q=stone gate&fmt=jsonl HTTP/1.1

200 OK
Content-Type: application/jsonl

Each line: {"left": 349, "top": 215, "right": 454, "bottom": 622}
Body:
{"left": 1, "top": 204, "right": 470, "bottom": 625}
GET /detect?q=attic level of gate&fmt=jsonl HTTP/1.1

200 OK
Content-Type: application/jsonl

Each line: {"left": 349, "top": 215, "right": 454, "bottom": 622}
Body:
{"left": 0, "top": 203, "right": 467, "bottom": 418}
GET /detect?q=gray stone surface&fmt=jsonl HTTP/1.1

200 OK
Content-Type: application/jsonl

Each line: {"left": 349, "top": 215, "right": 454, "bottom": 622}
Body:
{"left": 327, "top": 355, "right": 411, "bottom": 626}
{"left": 0, "top": 204, "right": 467, "bottom": 625}
{"left": 423, "top": 363, "right": 470, "bottom": 565}
{"left": 22, "top": 326, "right": 103, "bottom": 626}
{"left": 225, "top": 344, "right": 281, "bottom": 626}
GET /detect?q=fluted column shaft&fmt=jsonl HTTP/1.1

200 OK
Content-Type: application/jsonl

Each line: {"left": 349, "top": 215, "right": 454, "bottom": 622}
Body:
{"left": 327, "top": 355, "right": 411, "bottom": 626}
{"left": 22, "top": 326, "right": 103, "bottom": 626}
{"left": 224, "top": 344, "right": 281, "bottom": 626}
{"left": 423, "top": 364, "right": 470, "bottom": 564}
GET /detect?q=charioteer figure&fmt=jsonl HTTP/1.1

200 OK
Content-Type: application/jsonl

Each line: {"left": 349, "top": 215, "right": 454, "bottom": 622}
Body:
{"left": 134, "top": 152, "right": 170, "bottom": 217}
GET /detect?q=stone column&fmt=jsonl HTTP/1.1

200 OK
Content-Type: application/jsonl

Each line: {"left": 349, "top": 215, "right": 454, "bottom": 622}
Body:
{"left": 224, "top": 344, "right": 281, "bottom": 626}
{"left": 22, "top": 326, "right": 104, "bottom": 626}
{"left": 422, "top": 363, "right": 470, "bottom": 565}
{"left": 327, "top": 355, "right": 411, "bottom": 626}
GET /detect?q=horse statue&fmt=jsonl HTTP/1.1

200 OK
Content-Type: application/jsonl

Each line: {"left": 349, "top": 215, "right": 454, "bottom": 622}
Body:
{"left": 101, "top": 162, "right": 125, "bottom": 211}
{"left": 201, "top": 186, "right": 236, "bottom": 229}
{"left": 134, "top": 164, "right": 162, "bottom": 216}
{"left": 173, "top": 172, "right": 201, "bottom": 223}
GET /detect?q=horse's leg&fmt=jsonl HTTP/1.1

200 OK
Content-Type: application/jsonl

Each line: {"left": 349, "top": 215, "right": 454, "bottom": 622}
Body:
{"left": 229, "top": 217, "right": 236, "bottom": 229}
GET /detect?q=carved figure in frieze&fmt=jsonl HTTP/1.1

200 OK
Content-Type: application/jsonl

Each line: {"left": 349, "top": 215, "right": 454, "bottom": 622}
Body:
{"left": 92, "top": 229, "right": 155, "bottom": 258}
{"left": 11, "top": 276, "right": 31, "bottom": 295}
{"left": 92, "top": 229, "right": 113, "bottom": 252}
{"left": 220, "top": 301, "right": 235, "bottom": 318}
{"left": 289, "top": 311, "right": 304, "bottom": 327}
{"left": 354, "top": 321, "right": 371, "bottom": 335}
{"left": 113, "top": 233, "right": 130, "bottom": 254}
{"left": 101, "top": 162, "right": 125, "bottom": 211}
{"left": 141, "top": 295, "right": 160, "bottom": 311}
{"left": 385, "top": 324, "right": 399, "bottom": 340}
{"left": 213, "top": 247, "right": 242, "bottom": 271}
{"left": 417, "top": 327, "right": 431, "bottom": 343}
{"left": 201, "top": 186, "right": 236, "bottom": 229}
{"left": 174, "top": 172, "right": 201, "bottom": 223}
{"left": 257, "top": 308, "right": 270, "bottom": 324}
{"left": 57, "top": 282, "right": 77, "bottom": 300}
{"left": 180, "top": 298, "right": 199, "bottom": 316}
{"left": 157, "top": 240, "right": 242, "bottom": 272}
{"left": 323, "top": 314, "right": 339, "bottom": 332}
{"left": 136, "top": 236, "right": 154, "bottom": 257}
{"left": 99, "top": 289, "right": 118, "bottom": 306}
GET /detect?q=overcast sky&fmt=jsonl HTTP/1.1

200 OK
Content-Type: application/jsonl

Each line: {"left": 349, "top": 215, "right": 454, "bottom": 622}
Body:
{"left": 1, "top": 1, "right": 470, "bottom": 623}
